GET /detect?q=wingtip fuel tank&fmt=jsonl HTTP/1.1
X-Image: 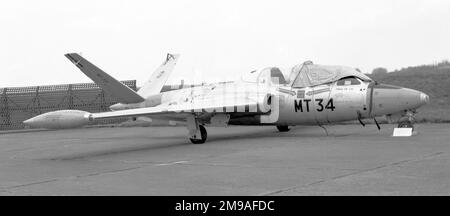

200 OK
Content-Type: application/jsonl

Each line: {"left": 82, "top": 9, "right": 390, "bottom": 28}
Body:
{"left": 23, "top": 110, "right": 92, "bottom": 129}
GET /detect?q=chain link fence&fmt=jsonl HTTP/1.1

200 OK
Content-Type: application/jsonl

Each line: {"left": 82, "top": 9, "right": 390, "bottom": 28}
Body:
{"left": 0, "top": 80, "right": 136, "bottom": 130}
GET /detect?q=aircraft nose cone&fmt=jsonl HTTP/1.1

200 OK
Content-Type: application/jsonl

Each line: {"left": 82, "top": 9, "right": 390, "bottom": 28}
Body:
{"left": 23, "top": 117, "right": 37, "bottom": 127}
{"left": 370, "top": 83, "right": 429, "bottom": 116}
{"left": 420, "top": 92, "right": 429, "bottom": 105}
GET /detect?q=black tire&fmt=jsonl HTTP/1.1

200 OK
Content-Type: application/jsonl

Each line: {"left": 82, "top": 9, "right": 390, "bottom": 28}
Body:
{"left": 398, "top": 121, "right": 414, "bottom": 128}
{"left": 190, "top": 125, "right": 207, "bottom": 144}
{"left": 276, "top": 125, "right": 290, "bottom": 132}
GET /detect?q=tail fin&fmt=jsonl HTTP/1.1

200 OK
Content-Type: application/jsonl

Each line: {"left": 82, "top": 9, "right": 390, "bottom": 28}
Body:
{"left": 65, "top": 53, "right": 145, "bottom": 104}
{"left": 137, "top": 53, "right": 180, "bottom": 98}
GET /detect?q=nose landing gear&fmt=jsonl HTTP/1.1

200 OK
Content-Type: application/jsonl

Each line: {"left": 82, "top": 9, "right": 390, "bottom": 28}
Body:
{"left": 398, "top": 120, "right": 414, "bottom": 128}
{"left": 397, "top": 110, "right": 416, "bottom": 130}
{"left": 392, "top": 109, "right": 417, "bottom": 137}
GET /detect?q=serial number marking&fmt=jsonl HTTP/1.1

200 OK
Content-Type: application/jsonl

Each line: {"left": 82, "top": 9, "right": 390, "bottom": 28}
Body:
{"left": 219, "top": 201, "right": 275, "bottom": 211}
{"left": 294, "top": 98, "right": 336, "bottom": 112}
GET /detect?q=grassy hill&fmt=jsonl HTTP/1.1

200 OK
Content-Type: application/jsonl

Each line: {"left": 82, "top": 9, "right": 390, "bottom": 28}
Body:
{"left": 367, "top": 61, "right": 450, "bottom": 123}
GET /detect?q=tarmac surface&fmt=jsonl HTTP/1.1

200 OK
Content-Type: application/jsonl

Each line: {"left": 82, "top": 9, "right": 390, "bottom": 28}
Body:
{"left": 0, "top": 124, "right": 450, "bottom": 195}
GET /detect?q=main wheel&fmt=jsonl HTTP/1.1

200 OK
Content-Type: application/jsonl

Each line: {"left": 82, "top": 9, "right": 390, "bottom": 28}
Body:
{"left": 276, "top": 125, "right": 290, "bottom": 132}
{"left": 190, "top": 125, "right": 207, "bottom": 144}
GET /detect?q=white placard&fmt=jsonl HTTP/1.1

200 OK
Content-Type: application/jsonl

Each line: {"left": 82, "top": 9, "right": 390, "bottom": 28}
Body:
{"left": 393, "top": 128, "right": 413, "bottom": 137}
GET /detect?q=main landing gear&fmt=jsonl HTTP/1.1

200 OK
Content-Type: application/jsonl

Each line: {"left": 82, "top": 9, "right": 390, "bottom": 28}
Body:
{"left": 276, "top": 125, "right": 290, "bottom": 132}
{"left": 190, "top": 125, "right": 207, "bottom": 144}
{"left": 187, "top": 115, "right": 207, "bottom": 144}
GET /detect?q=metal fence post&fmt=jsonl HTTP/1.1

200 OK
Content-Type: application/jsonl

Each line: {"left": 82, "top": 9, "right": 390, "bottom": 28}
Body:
{"left": 100, "top": 90, "right": 106, "bottom": 111}
{"left": 68, "top": 84, "right": 74, "bottom": 109}
{"left": 34, "top": 86, "right": 41, "bottom": 114}
{"left": 1, "top": 88, "right": 11, "bottom": 127}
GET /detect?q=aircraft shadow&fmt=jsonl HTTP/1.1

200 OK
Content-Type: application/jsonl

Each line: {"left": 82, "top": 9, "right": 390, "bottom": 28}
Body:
{"left": 46, "top": 127, "right": 350, "bottom": 161}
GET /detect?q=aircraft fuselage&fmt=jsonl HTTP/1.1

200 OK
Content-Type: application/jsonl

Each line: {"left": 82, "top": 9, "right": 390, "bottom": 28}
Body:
{"left": 108, "top": 77, "right": 428, "bottom": 127}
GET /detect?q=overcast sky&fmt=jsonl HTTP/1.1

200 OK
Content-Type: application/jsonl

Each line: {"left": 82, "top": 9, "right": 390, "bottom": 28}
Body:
{"left": 1, "top": 0, "right": 449, "bottom": 87}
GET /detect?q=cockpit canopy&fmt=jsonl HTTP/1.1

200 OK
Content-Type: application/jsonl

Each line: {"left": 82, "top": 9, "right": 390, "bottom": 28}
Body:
{"left": 241, "top": 61, "right": 372, "bottom": 87}
{"left": 290, "top": 62, "right": 372, "bottom": 88}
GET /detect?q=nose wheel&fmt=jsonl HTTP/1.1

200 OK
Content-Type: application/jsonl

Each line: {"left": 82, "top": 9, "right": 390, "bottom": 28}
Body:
{"left": 397, "top": 109, "right": 416, "bottom": 131}
{"left": 189, "top": 125, "right": 207, "bottom": 144}
{"left": 398, "top": 121, "right": 414, "bottom": 128}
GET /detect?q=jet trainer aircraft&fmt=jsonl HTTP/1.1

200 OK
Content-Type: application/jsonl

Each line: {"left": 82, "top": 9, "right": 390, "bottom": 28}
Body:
{"left": 24, "top": 53, "right": 429, "bottom": 144}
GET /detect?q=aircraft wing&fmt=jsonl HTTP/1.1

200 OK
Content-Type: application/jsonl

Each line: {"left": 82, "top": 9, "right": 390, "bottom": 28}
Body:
{"left": 90, "top": 92, "right": 270, "bottom": 120}
{"left": 65, "top": 53, "right": 145, "bottom": 104}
